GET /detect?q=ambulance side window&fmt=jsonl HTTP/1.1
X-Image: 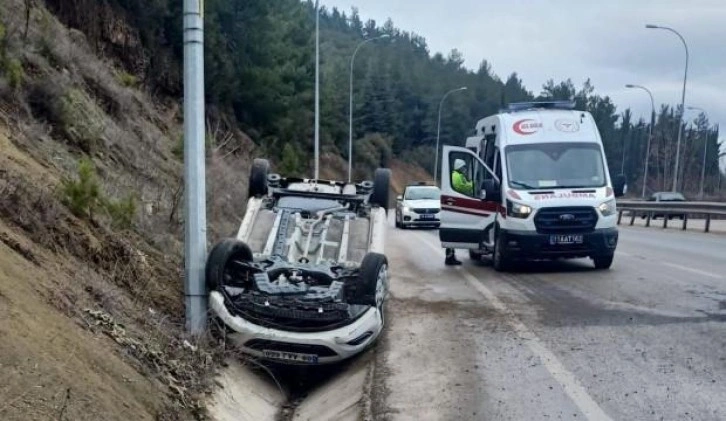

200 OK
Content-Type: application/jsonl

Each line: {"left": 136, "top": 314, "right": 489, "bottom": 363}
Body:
{"left": 483, "top": 134, "right": 496, "bottom": 169}
{"left": 494, "top": 149, "right": 502, "bottom": 181}
{"left": 449, "top": 152, "right": 477, "bottom": 198}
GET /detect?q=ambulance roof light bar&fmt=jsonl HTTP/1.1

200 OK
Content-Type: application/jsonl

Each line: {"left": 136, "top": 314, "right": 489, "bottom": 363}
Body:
{"left": 503, "top": 100, "right": 577, "bottom": 113}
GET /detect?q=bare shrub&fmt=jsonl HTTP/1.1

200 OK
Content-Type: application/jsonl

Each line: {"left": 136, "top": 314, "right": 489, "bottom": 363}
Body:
{"left": 60, "top": 157, "right": 102, "bottom": 218}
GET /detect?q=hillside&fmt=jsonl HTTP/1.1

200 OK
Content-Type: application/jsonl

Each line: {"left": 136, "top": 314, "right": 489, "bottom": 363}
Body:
{"left": 0, "top": 1, "right": 434, "bottom": 419}
{"left": 0, "top": 0, "right": 253, "bottom": 418}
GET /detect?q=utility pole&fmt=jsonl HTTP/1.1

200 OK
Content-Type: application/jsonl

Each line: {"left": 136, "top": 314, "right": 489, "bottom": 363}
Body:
{"left": 183, "top": 0, "right": 207, "bottom": 334}
{"left": 646, "top": 24, "right": 688, "bottom": 193}
{"left": 625, "top": 84, "right": 655, "bottom": 198}
{"left": 314, "top": 0, "right": 320, "bottom": 179}
{"left": 434, "top": 87, "right": 467, "bottom": 185}
{"left": 348, "top": 34, "right": 390, "bottom": 183}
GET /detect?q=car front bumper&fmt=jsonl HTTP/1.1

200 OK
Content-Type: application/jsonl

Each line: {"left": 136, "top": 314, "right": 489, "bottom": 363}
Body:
{"left": 209, "top": 291, "right": 383, "bottom": 364}
{"left": 400, "top": 209, "right": 441, "bottom": 226}
{"left": 499, "top": 227, "right": 619, "bottom": 259}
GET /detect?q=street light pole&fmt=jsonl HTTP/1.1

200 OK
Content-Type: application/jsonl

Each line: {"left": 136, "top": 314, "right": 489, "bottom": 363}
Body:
{"left": 687, "top": 106, "right": 708, "bottom": 199}
{"left": 348, "top": 34, "right": 390, "bottom": 183}
{"left": 182, "top": 0, "right": 207, "bottom": 334}
{"left": 625, "top": 84, "right": 655, "bottom": 198}
{"left": 646, "top": 24, "right": 689, "bottom": 192}
{"left": 434, "top": 87, "right": 467, "bottom": 185}
{"left": 314, "top": 0, "right": 320, "bottom": 179}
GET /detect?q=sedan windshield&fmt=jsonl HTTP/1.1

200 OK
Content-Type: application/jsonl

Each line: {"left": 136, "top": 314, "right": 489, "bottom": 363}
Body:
{"left": 405, "top": 186, "right": 441, "bottom": 200}
{"left": 505, "top": 142, "right": 606, "bottom": 190}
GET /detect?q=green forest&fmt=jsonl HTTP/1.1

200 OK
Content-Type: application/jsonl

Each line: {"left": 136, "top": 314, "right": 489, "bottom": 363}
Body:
{"left": 48, "top": 0, "right": 724, "bottom": 198}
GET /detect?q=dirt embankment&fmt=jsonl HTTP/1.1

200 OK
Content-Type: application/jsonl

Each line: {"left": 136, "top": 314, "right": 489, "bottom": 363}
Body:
{"left": 0, "top": 1, "right": 432, "bottom": 418}
{"left": 0, "top": 0, "right": 254, "bottom": 418}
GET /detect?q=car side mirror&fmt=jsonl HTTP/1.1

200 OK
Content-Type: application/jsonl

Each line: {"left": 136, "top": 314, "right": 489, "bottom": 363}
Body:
{"left": 613, "top": 174, "right": 626, "bottom": 198}
{"left": 481, "top": 179, "right": 501, "bottom": 202}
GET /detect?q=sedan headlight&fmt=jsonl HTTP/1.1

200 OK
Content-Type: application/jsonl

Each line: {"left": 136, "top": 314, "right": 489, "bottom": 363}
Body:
{"left": 598, "top": 199, "right": 616, "bottom": 216}
{"left": 402, "top": 205, "right": 410, "bottom": 213}
{"left": 506, "top": 200, "right": 532, "bottom": 219}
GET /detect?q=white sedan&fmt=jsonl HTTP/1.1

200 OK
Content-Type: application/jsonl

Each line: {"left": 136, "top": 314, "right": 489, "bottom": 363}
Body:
{"left": 395, "top": 183, "right": 441, "bottom": 229}
{"left": 206, "top": 159, "right": 390, "bottom": 364}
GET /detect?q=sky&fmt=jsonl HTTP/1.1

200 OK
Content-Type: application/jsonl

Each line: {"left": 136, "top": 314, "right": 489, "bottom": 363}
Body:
{"left": 321, "top": 0, "right": 726, "bottom": 162}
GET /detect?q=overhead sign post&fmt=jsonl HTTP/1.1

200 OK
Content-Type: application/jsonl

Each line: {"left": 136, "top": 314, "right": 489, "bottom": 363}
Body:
{"left": 183, "top": 0, "right": 208, "bottom": 334}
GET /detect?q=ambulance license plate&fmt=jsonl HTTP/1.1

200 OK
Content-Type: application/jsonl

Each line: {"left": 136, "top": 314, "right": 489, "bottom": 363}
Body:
{"left": 549, "top": 234, "right": 584, "bottom": 245}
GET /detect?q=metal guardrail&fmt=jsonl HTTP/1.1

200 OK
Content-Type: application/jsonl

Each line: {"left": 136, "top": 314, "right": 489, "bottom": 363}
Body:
{"left": 616, "top": 200, "right": 726, "bottom": 232}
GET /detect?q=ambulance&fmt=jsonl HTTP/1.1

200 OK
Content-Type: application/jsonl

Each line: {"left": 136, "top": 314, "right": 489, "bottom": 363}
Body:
{"left": 439, "top": 101, "right": 626, "bottom": 270}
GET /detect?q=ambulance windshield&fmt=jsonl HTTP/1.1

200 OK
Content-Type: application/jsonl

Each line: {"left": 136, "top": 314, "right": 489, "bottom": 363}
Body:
{"left": 505, "top": 142, "right": 606, "bottom": 190}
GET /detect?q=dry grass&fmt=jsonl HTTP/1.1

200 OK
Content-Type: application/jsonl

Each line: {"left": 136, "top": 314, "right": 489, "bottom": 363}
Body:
{"left": 0, "top": 2, "right": 256, "bottom": 418}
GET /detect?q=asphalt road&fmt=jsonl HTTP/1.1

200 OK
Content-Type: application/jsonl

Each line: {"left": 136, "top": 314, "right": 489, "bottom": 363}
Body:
{"left": 372, "top": 223, "right": 726, "bottom": 421}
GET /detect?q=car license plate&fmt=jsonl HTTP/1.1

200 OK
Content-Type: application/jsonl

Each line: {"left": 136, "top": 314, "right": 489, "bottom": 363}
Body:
{"left": 263, "top": 350, "right": 319, "bottom": 364}
{"left": 549, "top": 234, "right": 584, "bottom": 245}
{"left": 420, "top": 214, "right": 435, "bottom": 220}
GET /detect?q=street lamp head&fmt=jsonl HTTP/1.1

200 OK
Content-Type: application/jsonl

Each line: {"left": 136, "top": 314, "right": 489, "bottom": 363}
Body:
{"left": 459, "top": 86, "right": 468, "bottom": 91}
{"left": 625, "top": 84, "right": 635, "bottom": 88}
{"left": 645, "top": 24, "right": 659, "bottom": 29}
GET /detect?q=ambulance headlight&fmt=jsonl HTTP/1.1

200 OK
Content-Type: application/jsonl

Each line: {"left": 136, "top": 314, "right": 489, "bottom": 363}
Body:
{"left": 507, "top": 200, "right": 532, "bottom": 219}
{"left": 598, "top": 199, "right": 616, "bottom": 217}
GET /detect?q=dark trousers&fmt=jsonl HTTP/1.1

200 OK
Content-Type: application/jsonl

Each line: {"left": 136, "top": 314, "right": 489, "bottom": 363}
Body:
{"left": 445, "top": 248, "right": 456, "bottom": 259}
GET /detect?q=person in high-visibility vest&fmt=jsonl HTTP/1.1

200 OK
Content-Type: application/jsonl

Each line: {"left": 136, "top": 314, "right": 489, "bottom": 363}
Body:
{"left": 445, "top": 159, "right": 474, "bottom": 265}
{"left": 452, "top": 159, "right": 474, "bottom": 196}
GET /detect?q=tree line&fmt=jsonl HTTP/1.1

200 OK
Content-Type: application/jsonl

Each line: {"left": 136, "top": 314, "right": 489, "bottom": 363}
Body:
{"left": 50, "top": 0, "right": 724, "bottom": 197}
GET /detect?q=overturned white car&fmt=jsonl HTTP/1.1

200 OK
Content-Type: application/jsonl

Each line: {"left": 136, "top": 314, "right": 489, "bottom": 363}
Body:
{"left": 207, "top": 159, "right": 391, "bottom": 364}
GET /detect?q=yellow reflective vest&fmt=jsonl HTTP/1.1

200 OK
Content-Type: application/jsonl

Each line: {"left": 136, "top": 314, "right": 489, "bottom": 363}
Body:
{"left": 452, "top": 170, "right": 473, "bottom": 196}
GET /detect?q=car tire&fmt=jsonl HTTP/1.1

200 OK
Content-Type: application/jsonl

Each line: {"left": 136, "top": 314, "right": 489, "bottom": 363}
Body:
{"left": 370, "top": 168, "right": 391, "bottom": 211}
{"left": 248, "top": 158, "right": 270, "bottom": 199}
{"left": 205, "top": 239, "right": 253, "bottom": 291}
{"left": 492, "top": 233, "right": 510, "bottom": 272}
{"left": 592, "top": 254, "right": 614, "bottom": 270}
{"left": 347, "top": 253, "right": 388, "bottom": 307}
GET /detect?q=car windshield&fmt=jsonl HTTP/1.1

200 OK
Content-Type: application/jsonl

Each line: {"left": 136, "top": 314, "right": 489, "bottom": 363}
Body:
{"left": 405, "top": 186, "right": 441, "bottom": 200}
{"left": 505, "top": 142, "right": 606, "bottom": 189}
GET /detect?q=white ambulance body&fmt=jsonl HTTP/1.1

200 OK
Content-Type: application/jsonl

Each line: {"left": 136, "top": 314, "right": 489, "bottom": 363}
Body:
{"left": 440, "top": 101, "right": 626, "bottom": 270}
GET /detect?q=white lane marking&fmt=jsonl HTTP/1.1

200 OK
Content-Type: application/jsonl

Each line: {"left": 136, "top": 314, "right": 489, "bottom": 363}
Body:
{"left": 418, "top": 235, "right": 613, "bottom": 421}
{"left": 662, "top": 262, "right": 723, "bottom": 279}
{"left": 616, "top": 250, "right": 723, "bottom": 279}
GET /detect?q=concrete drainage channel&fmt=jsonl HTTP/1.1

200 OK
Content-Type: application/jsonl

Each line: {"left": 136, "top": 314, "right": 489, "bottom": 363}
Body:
{"left": 207, "top": 353, "right": 376, "bottom": 421}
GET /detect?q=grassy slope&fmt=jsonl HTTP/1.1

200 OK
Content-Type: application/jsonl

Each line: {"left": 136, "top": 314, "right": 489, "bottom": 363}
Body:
{"left": 0, "top": 1, "right": 433, "bottom": 420}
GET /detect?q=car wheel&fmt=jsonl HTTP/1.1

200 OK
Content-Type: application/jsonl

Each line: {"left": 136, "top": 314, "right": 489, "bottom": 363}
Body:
{"left": 248, "top": 158, "right": 270, "bottom": 199}
{"left": 592, "top": 254, "right": 614, "bottom": 270}
{"left": 205, "top": 239, "right": 253, "bottom": 291}
{"left": 492, "top": 233, "right": 510, "bottom": 272}
{"left": 370, "top": 168, "right": 391, "bottom": 211}
{"left": 347, "top": 253, "right": 388, "bottom": 307}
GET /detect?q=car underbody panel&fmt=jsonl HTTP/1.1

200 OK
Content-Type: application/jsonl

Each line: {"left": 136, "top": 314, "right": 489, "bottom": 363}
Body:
{"left": 207, "top": 173, "right": 390, "bottom": 363}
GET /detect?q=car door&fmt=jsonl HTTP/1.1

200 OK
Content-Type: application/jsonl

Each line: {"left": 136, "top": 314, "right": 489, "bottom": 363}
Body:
{"left": 439, "top": 145, "right": 500, "bottom": 250}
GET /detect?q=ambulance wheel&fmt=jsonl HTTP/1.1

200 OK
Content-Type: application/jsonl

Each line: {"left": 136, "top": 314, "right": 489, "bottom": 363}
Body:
{"left": 492, "top": 234, "right": 510, "bottom": 272}
{"left": 592, "top": 254, "right": 614, "bottom": 270}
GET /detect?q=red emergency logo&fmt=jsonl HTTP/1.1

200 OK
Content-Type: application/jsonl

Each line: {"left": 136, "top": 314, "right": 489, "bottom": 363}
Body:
{"left": 513, "top": 119, "right": 542, "bottom": 135}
